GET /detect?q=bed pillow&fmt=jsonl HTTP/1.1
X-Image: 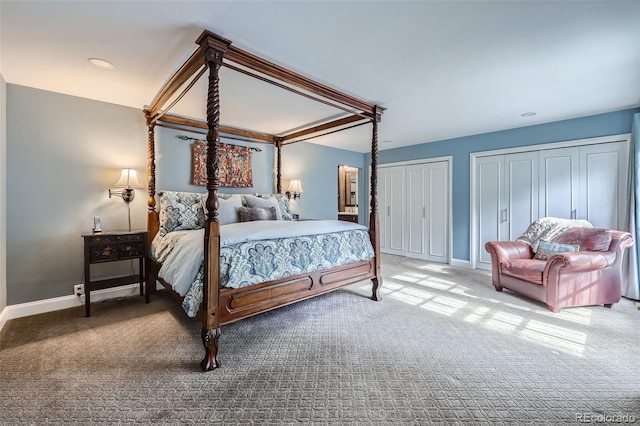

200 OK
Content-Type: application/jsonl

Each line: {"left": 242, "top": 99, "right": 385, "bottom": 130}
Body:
{"left": 273, "top": 194, "right": 293, "bottom": 221}
{"left": 238, "top": 206, "right": 277, "bottom": 222}
{"left": 244, "top": 194, "right": 283, "bottom": 220}
{"left": 158, "top": 191, "right": 205, "bottom": 235}
{"left": 534, "top": 240, "right": 580, "bottom": 261}
{"left": 256, "top": 193, "right": 293, "bottom": 220}
{"left": 200, "top": 193, "right": 244, "bottom": 225}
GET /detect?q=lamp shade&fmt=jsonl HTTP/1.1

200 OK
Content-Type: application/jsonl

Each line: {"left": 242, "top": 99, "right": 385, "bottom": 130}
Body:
{"left": 114, "top": 168, "right": 142, "bottom": 188}
{"left": 287, "top": 179, "right": 303, "bottom": 193}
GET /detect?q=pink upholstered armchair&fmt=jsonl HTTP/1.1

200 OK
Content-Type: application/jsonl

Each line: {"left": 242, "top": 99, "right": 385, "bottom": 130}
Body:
{"left": 485, "top": 228, "right": 633, "bottom": 313}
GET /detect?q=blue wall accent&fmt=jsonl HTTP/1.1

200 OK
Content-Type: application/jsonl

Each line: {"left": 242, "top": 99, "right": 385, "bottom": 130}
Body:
{"left": 155, "top": 126, "right": 274, "bottom": 195}
{"left": 368, "top": 108, "right": 640, "bottom": 262}
{"left": 281, "top": 142, "right": 365, "bottom": 221}
{"left": 156, "top": 127, "right": 367, "bottom": 222}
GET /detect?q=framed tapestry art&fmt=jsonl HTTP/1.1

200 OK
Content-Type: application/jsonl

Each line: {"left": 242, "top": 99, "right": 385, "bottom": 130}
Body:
{"left": 192, "top": 140, "right": 253, "bottom": 187}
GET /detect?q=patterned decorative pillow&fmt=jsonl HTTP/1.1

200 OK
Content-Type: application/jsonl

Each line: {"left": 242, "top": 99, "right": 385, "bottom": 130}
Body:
{"left": 534, "top": 240, "right": 580, "bottom": 261}
{"left": 273, "top": 194, "right": 293, "bottom": 221}
{"left": 244, "top": 194, "right": 283, "bottom": 220}
{"left": 158, "top": 191, "right": 205, "bottom": 235}
{"left": 238, "top": 206, "right": 277, "bottom": 222}
{"left": 256, "top": 193, "right": 293, "bottom": 220}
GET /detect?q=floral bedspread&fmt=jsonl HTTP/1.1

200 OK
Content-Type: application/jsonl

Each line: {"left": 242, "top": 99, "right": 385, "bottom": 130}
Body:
{"left": 151, "top": 221, "right": 375, "bottom": 317}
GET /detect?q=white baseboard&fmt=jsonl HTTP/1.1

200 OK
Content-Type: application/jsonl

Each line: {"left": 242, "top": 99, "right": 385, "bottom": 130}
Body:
{"left": 0, "top": 306, "right": 8, "bottom": 334}
{"left": 450, "top": 258, "right": 471, "bottom": 269}
{"left": 0, "top": 284, "right": 141, "bottom": 333}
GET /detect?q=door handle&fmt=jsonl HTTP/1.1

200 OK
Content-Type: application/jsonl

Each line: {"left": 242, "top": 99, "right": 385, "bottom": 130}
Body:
{"left": 501, "top": 209, "right": 508, "bottom": 223}
{"left": 422, "top": 207, "right": 426, "bottom": 218}
{"left": 571, "top": 209, "right": 577, "bottom": 219}
{"left": 387, "top": 206, "right": 391, "bottom": 216}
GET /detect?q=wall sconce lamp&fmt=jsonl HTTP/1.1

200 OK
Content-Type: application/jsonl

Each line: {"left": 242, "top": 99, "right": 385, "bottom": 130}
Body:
{"left": 286, "top": 179, "right": 304, "bottom": 200}
{"left": 108, "top": 168, "right": 142, "bottom": 203}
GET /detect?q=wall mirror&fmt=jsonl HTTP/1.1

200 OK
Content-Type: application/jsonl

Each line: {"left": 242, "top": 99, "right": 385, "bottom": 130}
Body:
{"left": 338, "top": 165, "right": 359, "bottom": 213}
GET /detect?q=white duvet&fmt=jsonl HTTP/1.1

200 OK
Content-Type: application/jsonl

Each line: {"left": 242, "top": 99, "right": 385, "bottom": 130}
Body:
{"left": 158, "top": 220, "right": 368, "bottom": 297}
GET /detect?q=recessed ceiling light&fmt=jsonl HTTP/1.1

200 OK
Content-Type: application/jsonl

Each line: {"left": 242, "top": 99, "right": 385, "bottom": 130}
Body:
{"left": 88, "top": 58, "right": 114, "bottom": 69}
{"left": 521, "top": 112, "right": 536, "bottom": 118}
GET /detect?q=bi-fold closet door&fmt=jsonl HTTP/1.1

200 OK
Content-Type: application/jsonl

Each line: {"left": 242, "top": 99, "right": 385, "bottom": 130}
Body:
{"left": 379, "top": 161, "right": 449, "bottom": 263}
{"left": 538, "top": 142, "right": 628, "bottom": 230}
{"left": 475, "top": 152, "right": 538, "bottom": 270}
{"left": 379, "top": 166, "right": 406, "bottom": 256}
{"left": 475, "top": 140, "right": 628, "bottom": 270}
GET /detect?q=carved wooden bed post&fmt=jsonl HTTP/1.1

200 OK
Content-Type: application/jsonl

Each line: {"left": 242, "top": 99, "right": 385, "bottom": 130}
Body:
{"left": 145, "top": 119, "right": 159, "bottom": 242}
{"left": 369, "top": 105, "right": 383, "bottom": 301}
{"left": 198, "top": 32, "right": 232, "bottom": 371}
{"left": 276, "top": 138, "right": 283, "bottom": 193}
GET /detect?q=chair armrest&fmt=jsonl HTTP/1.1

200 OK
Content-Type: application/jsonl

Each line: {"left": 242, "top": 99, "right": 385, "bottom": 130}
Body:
{"left": 485, "top": 241, "right": 533, "bottom": 263}
{"left": 545, "top": 251, "right": 611, "bottom": 273}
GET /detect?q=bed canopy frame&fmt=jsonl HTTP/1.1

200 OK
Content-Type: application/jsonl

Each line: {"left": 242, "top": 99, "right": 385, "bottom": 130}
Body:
{"left": 143, "top": 30, "right": 384, "bottom": 371}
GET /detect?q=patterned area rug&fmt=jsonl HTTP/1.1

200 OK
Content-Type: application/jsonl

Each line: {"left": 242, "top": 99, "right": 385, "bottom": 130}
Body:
{"left": 1, "top": 254, "right": 639, "bottom": 425}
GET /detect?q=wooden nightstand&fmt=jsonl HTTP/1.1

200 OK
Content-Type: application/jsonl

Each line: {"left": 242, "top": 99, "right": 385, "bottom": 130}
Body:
{"left": 338, "top": 213, "right": 359, "bottom": 223}
{"left": 81, "top": 230, "right": 148, "bottom": 317}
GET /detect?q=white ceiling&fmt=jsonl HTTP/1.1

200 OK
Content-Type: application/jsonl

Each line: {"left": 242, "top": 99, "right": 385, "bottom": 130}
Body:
{"left": 1, "top": 1, "right": 639, "bottom": 153}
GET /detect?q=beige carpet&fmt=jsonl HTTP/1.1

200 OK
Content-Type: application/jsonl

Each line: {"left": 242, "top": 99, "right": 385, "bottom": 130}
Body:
{"left": 1, "top": 254, "right": 639, "bottom": 425}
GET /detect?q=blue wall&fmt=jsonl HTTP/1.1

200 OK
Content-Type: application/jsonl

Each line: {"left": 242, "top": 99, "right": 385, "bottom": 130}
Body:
{"left": 155, "top": 127, "right": 366, "bottom": 223}
{"left": 281, "top": 142, "right": 365, "bottom": 221}
{"left": 369, "top": 108, "right": 640, "bottom": 262}
{"left": 155, "top": 126, "right": 274, "bottom": 195}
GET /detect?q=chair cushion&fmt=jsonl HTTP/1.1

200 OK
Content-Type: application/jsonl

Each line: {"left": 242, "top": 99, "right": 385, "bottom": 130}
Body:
{"left": 534, "top": 240, "right": 580, "bottom": 260}
{"left": 502, "top": 259, "right": 546, "bottom": 285}
{"left": 553, "top": 228, "right": 612, "bottom": 252}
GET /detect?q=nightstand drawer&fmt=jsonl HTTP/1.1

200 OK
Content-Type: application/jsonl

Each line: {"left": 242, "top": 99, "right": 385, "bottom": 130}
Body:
{"left": 119, "top": 242, "right": 145, "bottom": 259}
{"left": 117, "top": 234, "right": 144, "bottom": 242}
{"left": 90, "top": 244, "right": 119, "bottom": 262}
{"left": 88, "top": 235, "right": 119, "bottom": 245}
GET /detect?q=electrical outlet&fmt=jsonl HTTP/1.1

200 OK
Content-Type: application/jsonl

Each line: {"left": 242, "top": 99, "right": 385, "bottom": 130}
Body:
{"left": 74, "top": 284, "right": 84, "bottom": 295}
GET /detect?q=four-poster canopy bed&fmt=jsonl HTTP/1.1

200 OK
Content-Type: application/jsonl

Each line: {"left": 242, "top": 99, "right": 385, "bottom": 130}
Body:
{"left": 143, "top": 30, "right": 385, "bottom": 371}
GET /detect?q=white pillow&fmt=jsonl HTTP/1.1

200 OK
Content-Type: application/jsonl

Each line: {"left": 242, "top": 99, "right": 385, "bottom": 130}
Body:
{"left": 200, "top": 193, "right": 244, "bottom": 225}
{"left": 243, "top": 194, "right": 282, "bottom": 220}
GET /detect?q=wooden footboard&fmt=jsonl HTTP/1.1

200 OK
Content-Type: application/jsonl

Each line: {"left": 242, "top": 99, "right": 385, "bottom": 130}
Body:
{"left": 217, "top": 258, "right": 375, "bottom": 325}
{"left": 148, "top": 257, "right": 375, "bottom": 322}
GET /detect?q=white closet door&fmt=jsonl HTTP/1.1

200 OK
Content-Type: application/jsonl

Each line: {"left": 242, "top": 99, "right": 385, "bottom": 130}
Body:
{"left": 405, "top": 161, "right": 449, "bottom": 263}
{"left": 539, "top": 147, "right": 579, "bottom": 220}
{"left": 384, "top": 166, "right": 406, "bottom": 255}
{"left": 505, "top": 152, "right": 539, "bottom": 241}
{"left": 406, "top": 165, "right": 426, "bottom": 257}
{"left": 474, "top": 138, "right": 629, "bottom": 271}
{"left": 579, "top": 142, "right": 628, "bottom": 229}
{"left": 475, "top": 152, "right": 538, "bottom": 270}
{"left": 381, "top": 161, "right": 451, "bottom": 262}
{"left": 475, "top": 156, "right": 504, "bottom": 270}
{"left": 425, "top": 161, "right": 449, "bottom": 263}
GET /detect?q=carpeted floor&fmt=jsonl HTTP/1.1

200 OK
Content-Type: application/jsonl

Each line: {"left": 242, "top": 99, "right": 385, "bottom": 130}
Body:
{"left": 1, "top": 253, "right": 639, "bottom": 425}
